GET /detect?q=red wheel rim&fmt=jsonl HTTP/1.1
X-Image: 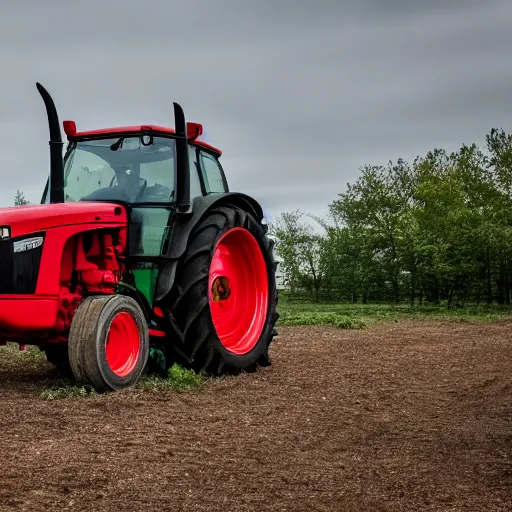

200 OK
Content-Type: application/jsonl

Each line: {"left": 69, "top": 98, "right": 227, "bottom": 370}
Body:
{"left": 105, "top": 312, "right": 140, "bottom": 377}
{"left": 208, "top": 227, "right": 269, "bottom": 355}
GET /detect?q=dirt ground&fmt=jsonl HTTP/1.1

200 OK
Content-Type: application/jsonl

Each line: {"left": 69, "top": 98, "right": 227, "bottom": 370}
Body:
{"left": 0, "top": 320, "right": 511, "bottom": 512}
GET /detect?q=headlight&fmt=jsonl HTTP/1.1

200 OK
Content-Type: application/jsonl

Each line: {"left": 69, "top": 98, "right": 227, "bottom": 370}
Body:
{"left": 0, "top": 227, "right": 10, "bottom": 239}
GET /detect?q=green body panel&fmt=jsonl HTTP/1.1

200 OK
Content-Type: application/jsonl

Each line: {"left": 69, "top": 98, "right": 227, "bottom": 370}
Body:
{"left": 128, "top": 207, "right": 170, "bottom": 307}
{"left": 132, "top": 267, "right": 159, "bottom": 306}
{"left": 130, "top": 207, "right": 171, "bottom": 257}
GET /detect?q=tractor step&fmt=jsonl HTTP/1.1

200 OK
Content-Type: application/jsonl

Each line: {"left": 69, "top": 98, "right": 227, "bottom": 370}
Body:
{"left": 148, "top": 319, "right": 166, "bottom": 338}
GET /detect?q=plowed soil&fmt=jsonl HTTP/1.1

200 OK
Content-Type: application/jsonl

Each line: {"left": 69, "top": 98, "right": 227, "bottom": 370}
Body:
{"left": 0, "top": 320, "right": 511, "bottom": 512}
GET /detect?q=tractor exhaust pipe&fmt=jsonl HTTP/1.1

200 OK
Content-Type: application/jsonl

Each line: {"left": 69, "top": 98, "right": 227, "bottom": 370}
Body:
{"left": 36, "top": 82, "right": 64, "bottom": 204}
{"left": 173, "top": 102, "right": 191, "bottom": 214}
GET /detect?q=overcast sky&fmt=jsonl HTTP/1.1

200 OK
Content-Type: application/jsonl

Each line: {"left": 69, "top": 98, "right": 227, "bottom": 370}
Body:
{"left": 1, "top": 0, "right": 512, "bottom": 221}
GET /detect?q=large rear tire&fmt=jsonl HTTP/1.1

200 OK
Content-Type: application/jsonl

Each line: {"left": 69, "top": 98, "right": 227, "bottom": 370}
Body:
{"left": 163, "top": 205, "right": 279, "bottom": 375}
{"left": 68, "top": 294, "right": 149, "bottom": 392}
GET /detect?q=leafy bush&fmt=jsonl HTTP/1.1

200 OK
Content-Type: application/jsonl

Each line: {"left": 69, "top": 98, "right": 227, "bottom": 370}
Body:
{"left": 137, "top": 363, "right": 204, "bottom": 391}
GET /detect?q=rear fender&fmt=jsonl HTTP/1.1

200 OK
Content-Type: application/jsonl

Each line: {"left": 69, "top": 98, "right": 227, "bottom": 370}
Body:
{"left": 154, "top": 192, "right": 265, "bottom": 302}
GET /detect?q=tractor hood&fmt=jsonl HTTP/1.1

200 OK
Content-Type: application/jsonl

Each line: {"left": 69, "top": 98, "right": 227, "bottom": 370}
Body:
{"left": 0, "top": 202, "right": 127, "bottom": 239}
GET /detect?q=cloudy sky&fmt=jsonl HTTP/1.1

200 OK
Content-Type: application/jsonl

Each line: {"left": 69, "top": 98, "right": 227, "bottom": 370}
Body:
{"left": 1, "top": 0, "right": 512, "bottom": 221}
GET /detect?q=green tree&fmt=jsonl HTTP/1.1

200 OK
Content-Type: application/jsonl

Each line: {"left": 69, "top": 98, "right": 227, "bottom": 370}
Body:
{"left": 271, "top": 210, "right": 325, "bottom": 302}
{"left": 329, "top": 159, "right": 415, "bottom": 303}
{"left": 14, "top": 190, "right": 29, "bottom": 206}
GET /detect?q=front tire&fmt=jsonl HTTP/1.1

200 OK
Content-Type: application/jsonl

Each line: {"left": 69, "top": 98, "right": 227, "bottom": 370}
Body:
{"left": 164, "top": 205, "right": 279, "bottom": 375}
{"left": 68, "top": 294, "right": 149, "bottom": 392}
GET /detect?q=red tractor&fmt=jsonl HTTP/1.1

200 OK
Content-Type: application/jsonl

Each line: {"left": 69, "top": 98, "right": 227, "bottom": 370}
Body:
{"left": 0, "top": 83, "right": 279, "bottom": 392}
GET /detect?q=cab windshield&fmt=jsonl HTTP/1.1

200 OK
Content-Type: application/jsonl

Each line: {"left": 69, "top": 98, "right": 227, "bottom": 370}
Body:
{"left": 60, "top": 135, "right": 176, "bottom": 203}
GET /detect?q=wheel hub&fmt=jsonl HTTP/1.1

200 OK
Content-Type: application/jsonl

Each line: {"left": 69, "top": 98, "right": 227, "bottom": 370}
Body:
{"left": 211, "top": 275, "right": 231, "bottom": 302}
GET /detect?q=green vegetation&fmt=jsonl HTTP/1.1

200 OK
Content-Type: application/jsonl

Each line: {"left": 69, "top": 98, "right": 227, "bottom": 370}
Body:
{"left": 40, "top": 381, "right": 98, "bottom": 400}
{"left": 38, "top": 362, "right": 204, "bottom": 399}
{"left": 136, "top": 363, "right": 204, "bottom": 392}
{"left": 277, "top": 294, "right": 512, "bottom": 327}
{"left": 13, "top": 189, "right": 29, "bottom": 205}
{"left": 278, "top": 308, "right": 365, "bottom": 329}
{"left": 1, "top": 343, "right": 46, "bottom": 363}
{"left": 271, "top": 129, "right": 512, "bottom": 309}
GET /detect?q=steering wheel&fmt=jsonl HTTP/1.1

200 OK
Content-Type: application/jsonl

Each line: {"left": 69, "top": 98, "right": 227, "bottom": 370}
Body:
{"left": 133, "top": 178, "right": 148, "bottom": 202}
{"left": 108, "top": 174, "right": 147, "bottom": 202}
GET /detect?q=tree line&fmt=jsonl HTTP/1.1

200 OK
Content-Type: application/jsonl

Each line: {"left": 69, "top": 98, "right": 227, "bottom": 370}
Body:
{"left": 271, "top": 128, "right": 512, "bottom": 307}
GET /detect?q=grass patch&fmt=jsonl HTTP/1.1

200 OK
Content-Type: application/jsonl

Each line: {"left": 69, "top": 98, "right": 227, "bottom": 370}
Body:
{"left": 136, "top": 363, "right": 204, "bottom": 392}
{"left": 278, "top": 312, "right": 365, "bottom": 329}
{"left": 1, "top": 343, "right": 46, "bottom": 363}
{"left": 38, "top": 364, "right": 203, "bottom": 399}
{"left": 40, "top": 379, "right": 98, "bottom": 400}
{"left": 277, "top": 297, "right": 512, "bottom": 328}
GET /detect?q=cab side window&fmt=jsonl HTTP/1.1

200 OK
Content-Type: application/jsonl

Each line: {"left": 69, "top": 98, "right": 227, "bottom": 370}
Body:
{"left": 188, "top": 146, "right": 203, "bottom": 199}
{"left": 199, "top": 151, "right": 227, "bottom": 193}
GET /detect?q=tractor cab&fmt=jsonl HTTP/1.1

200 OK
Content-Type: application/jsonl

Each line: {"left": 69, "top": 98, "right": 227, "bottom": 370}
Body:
{"left": 57, "top": 134, "right": 177, "bottom": 204}
{"left": 41, "top": 124, "right": 228, "bottom": 259}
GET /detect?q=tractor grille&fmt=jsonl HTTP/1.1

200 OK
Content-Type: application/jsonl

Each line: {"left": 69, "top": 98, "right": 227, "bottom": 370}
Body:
{"left": 0, "top": 233, "right": 44, "bottom": 294}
